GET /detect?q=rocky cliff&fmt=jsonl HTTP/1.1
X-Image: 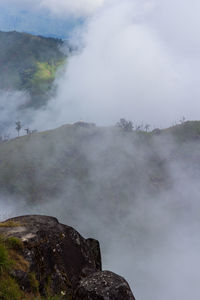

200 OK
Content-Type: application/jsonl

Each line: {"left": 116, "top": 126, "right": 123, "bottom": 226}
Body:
{"left": 0, "top": 215, "right": 135, "bottom": 300}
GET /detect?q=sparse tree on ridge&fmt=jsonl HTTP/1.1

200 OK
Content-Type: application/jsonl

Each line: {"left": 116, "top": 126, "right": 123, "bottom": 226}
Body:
{"left": 116, "top": 118, "right": 133, "bottom": 132}
{"left": 25, "top": 128, "right": 30, "bottom": 135}
{"left": 15, "top": 121, "right": 22, "bottom": 137}
{"left": 144, "top": 124, "right": 150, "bottom": 132}
{"left": 179, "top": 116, "right": 186, "bottom": 124}
{"left": 3, "top": 134, "right": 10, "bottom": 141}
{"left": 135, "top": 125, "right": 141, "bottom": 132}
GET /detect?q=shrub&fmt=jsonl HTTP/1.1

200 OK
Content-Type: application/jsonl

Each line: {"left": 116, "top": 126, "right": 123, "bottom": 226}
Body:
{"left": 0, "top": 244, "right": 11, "bottom": 273}
{"left": 0, "top": 275, "right": 22, "bottom": 300}
{"left": 5, "top": 237, "right": 23, "bottom": 251}
{"left": 29, "top": 272, "right": 39, "bottom": 295}
{"left": 116, "top": 118, "right": 133, "bottom": 132}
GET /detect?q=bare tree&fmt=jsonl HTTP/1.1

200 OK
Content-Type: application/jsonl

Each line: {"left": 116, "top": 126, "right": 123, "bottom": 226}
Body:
{"left": 31, "top": 130, "right": 37, "bottom": 134}
{"left": 25, "top": 128, "right": 30, "bottom": 135}
{"left": 179, "top": 116, "right": 186, "bottom": 124}
{"left": 3, "top": 134, "right": 10, "bottom": 141}
{"left": 15, "top": 121, "right": 22, "bottom": 137}
{"left": 144, "top": 124, "right": 150, "bottom": 132}
{"left": 116, "top": 118, "right": 133, "bottom": 132}
{"left": 135, "top": 125, "right": 141, "bottom": 132}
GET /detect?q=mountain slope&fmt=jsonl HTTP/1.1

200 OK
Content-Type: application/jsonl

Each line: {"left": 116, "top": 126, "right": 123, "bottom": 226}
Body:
{"left": 1, "top": 121, "right": 200, "bottom": 300}
{"left": 1, "top": 121, "right": 200, "bottom": 205}
{"left": 1, "top": 121, "right": 200, "bottom": 228}
{"left": 0, "top": 31, "right": 67, "bottom": 107}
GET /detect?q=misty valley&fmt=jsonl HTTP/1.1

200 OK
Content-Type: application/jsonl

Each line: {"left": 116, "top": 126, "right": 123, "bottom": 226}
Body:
{"left": 1, "top": 117, "right": 200, "bottom": 299}
{"left": 1, "top": 5, "right": 200, "bottom": 297}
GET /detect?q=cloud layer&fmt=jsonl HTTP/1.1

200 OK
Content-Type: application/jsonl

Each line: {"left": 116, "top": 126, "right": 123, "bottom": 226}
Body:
{"left": 24, "top": 0, "right": 200, "bottom": 131}
{"left": 1, "top": 2, "right": 200, "bottom": 300}
{"left": 1, "top": 127, "right": 200, "bottom": 300}
{"left": 2, "top": 0, "right": 200, "bottom": 130}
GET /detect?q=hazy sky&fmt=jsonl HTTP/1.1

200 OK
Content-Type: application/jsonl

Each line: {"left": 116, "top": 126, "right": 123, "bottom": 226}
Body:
{"left": 0, "top": 0, "right": 104, "bottom": 15}
{"left": 2, "top": 0, "right": 200, "bottom": 128}
{"left": 21, "top": 0, "right": 200, "bottom": 130}
{"left": 0, "top": 1, "right": 83, "bottom": 38}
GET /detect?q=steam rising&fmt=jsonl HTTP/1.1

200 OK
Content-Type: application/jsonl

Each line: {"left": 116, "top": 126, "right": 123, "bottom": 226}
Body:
{"left": 26, "top": 0, "right": 200, "bottom": 130}
{"left": 2, "top": 0, "right": 200, "bottom": 129}
{"left": 1, "top": 127, "right": 200, "bottom": 300}
{"left": 0, "top": 91, "right": 30, "bottom": 137}
{"left": 1, "top": 1, "right": 200, "bottom": 300}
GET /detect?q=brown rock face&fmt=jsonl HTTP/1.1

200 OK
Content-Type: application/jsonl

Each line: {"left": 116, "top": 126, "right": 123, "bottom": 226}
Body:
{"left": 73, "top": 270, "right": 135, "bottom": 300}
{"left": 0, "top": 215, "right": 101, "bottom": 298}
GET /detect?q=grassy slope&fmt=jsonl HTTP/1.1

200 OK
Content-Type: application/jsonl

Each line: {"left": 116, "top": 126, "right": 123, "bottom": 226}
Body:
{"left": 1, "top": 121, "right": 200, "bottom": 204}
{"left": 0, "top": 120, "right": 199, "bottom": 206}
{"left": 1, "top": 122, "right": 200, "bottom": 298}
{"left": 0, "top": 124, "right": 96, "bottom": 202}
{"left": 0, "top": 229, "right": 67, "bottom": 299}
{"left": 0, "top": 31, "right": 66, "bottom": 107}
{"left": 163, "top": 121, "right": 200, "bottom": 141}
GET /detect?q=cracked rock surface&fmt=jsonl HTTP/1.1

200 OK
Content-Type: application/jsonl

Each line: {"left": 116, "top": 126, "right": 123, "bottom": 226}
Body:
{"left": 0, "top": 215, "right": 101, "bottom": 298}
{"left": 0, "top": 215, "right": 135, "bottom": 299}
{"left": 73, "top": 270, "right": 135, "bottom": 300}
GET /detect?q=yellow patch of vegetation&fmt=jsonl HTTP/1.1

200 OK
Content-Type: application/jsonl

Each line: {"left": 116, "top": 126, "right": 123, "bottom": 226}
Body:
{"left": 0, "top": 221, "right": 21, "bottom": 227}
{"left": 35, "top": 62, "right": 53, "bottom": 80}
{"left": 33, "top": 60, "right": 64, "bottom": 82}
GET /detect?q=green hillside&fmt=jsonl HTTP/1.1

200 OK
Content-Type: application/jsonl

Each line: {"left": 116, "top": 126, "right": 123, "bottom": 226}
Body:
{"left": 163, "top": 120, "right": 200, "bottom": 141}
{"left": 0, "top": 31, "right": 67, "bottom": 107}
{"left": 1, "top": 121, "right": 200, "bottom": 208}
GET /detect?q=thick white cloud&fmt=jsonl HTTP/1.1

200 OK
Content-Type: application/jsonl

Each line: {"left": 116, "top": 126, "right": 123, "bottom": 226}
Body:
{"left": 150, "top": 0, "right": 200, "bottom": 57}
{"left": 2, "top": 0, "right": 200, "bottom": 129}
{"left": 29, "top": 0, "right": 183, "bottom": 129}
{"left": 2, "top": 2, "right": 200, "bottom": 299}
{"left": 29, "top": 0, "right": 200, "bottom": 130}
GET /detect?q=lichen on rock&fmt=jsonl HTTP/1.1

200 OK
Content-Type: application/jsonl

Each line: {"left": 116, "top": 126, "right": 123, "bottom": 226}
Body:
{"left": 0, "top": 215, "right": 135, "bottom": 300}
{"left": 73, "top": 270, "right": 136, "bottom": 300}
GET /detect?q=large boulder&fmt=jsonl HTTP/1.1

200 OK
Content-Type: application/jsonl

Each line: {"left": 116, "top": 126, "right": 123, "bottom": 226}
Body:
{"left": 73, "top": 270, "right": 135, "bottom": 300}
{"left": 0, "top": 215, "right": 101, "bottom": 298}
{"left": 0, "top": 215, "right": 136, "bottom": 300}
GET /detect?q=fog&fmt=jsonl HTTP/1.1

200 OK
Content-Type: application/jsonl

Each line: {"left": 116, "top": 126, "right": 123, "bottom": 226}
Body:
{"left": 26, "top": 0, "right": 200, "bottom": 130}
{"left": 0, "top": 90, "right": 31, "bottom": 137}
{"left": 1, "top": 1, "right": 200, "bottom": 300}
{"left": 0, "top": 126, "right": 200, "bottom": 300}
{"left": 2, "top": 0, "right": 200, "bottom": 130}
